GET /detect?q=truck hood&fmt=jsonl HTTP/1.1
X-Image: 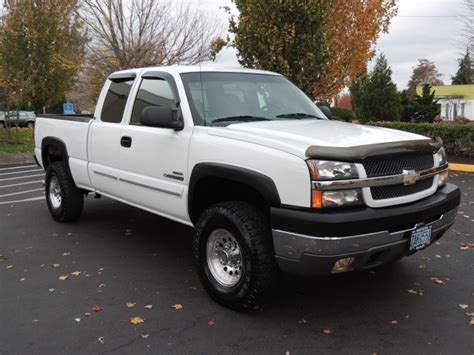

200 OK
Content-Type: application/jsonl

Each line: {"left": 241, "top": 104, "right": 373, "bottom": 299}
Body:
{"left": 208, "top": 119, "right": 432, "bottom": 159}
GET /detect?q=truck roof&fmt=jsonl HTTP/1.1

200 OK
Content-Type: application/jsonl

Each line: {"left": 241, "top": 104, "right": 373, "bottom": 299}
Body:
{"left": 110, "top": 65, "right": 282, "bottom": 77}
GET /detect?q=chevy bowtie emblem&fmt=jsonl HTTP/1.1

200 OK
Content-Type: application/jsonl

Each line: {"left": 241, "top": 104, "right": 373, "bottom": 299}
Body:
{"left": 402, "top": 169, "right": 420, "bottom": 186}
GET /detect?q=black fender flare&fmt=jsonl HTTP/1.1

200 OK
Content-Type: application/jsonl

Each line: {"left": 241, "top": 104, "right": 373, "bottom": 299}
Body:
{"left": 41, "top": 137, "right": 70, "bottom": 171}
{"left": 188, "top": 163, "right": 281, "bottom": 220}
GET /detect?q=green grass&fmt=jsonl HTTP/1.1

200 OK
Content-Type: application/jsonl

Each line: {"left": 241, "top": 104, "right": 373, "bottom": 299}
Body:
{"left": 0, "top": 128, "right": 35, "bottom": 153}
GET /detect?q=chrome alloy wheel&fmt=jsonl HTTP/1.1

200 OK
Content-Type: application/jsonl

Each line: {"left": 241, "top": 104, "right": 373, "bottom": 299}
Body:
{"left": 206, "top": 229, "right": 244, "bottom": 287}
{"left": 49, "top": 175, "right": 62, "bottom": 209}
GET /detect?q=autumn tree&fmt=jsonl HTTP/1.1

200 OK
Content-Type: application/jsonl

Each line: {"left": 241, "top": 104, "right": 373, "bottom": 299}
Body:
{"left": 452, "top": 48, "right": 473, "bottom": 84}
{"left": 77, "top": 0, "right": 223, "bottom": 105}
{"left": 0, "top": 0, "right": 87, "bottom": 114}
{"left": 406, "top": 59, "right": 443, "bottom": 96}
{"left": 227, "top": 0, "right": 397, "bottom": 99}
{"left": 350, "top": 54, "right": 401, "bottom": 121}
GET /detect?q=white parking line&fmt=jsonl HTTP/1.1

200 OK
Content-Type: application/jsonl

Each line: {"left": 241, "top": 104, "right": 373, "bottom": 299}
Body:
{"left": 0, "top": 180, "right": 44, "bottom": 189}
{"left": 0, "top": 164, "right": 37, "bottom": 171}
{"left": 0, "top": 188, "right": 44, "bottom": 198}
{"left": 0, "top": 196, "right": 44, "bottom": 205}
{"left": 0, "top": 169, "right": 42, "bottom": 176}
{"left": 0, "top": 174, "right": 45, "bottom": 182}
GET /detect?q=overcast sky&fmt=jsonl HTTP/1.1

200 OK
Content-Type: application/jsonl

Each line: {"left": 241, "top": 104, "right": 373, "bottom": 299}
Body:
{"left": 190, "top": 0, "right": 466, "bottom": 91}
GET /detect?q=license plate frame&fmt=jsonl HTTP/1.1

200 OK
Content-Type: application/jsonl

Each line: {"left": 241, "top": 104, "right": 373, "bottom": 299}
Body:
{"left": 409, "top": 225, "right": 433, "bottom": 252}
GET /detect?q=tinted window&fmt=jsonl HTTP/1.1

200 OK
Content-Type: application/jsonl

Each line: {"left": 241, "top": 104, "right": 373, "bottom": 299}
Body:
{"left": 101, "top": 80, "right": 134, "bottom": 123}
{"left": 130, "top": 78, "right": 177, "bottom": 124}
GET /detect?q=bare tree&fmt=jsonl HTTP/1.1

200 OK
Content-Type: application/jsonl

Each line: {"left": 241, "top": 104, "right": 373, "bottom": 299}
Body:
{"left": 81, "top": 0, "right": 223, "bottom": 68}
{"left": 74, "top": 0, "right": 223, "bottom": 106}
{"left": 458, "top": 0, "right": 474, "bottom": 58}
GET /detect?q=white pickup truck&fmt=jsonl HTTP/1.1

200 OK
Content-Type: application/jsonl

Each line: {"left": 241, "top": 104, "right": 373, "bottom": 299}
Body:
{"left": 34, "top": 66, "right": 460, "bottom": 310}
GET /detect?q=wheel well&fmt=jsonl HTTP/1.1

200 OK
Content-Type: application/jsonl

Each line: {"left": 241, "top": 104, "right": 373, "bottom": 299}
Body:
{"left": 189, "top": 177, "right": 268, "bottom": 224}
{"left": 41, "top": 138, "right": 68, "bottom": 171}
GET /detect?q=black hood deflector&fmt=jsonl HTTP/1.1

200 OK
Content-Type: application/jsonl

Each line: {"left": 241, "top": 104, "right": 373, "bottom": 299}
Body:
{"left": 305, "top": 139, "right": 442, "bottom": 162}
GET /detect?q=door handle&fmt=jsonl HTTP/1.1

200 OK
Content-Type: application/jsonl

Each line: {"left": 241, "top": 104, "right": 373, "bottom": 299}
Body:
{"left": 120, "top": 136, "right": 132, "bottom": 148}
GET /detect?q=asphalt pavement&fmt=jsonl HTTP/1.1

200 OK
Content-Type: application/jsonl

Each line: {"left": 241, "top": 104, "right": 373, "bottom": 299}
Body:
{"left": 0, "top": 164, "right": 473, "bottom": 354}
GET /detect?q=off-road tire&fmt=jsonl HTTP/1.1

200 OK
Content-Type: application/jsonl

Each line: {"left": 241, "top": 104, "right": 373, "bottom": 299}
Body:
{"left": 45, "top": 162, "right": 84, "bottom": 222}
{"left": 194, "top": 201, "right": 278, "bottom": 311}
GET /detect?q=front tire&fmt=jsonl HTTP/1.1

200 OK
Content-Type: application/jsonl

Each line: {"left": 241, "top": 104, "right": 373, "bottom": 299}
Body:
{"left": 45, "top": 162, "right": 84, "bottom": 222}
{"left": 194, "top": 201, "right": 278, "bottom": 311}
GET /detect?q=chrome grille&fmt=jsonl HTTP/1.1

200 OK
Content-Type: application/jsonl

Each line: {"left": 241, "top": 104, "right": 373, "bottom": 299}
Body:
{"left": 371, "top": 177, "right": 434, "bottom": 200}
{"left": 364, "top": 153, "right": 434, "bottom": 178}
{"left": 364, "top": 153, "right": 435, "bottom": 200}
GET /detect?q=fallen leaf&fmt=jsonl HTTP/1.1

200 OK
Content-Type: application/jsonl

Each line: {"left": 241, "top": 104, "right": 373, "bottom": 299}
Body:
{"left": 144, "top": 304, "right": 153, "bottom": 309}
{"left": 430, "top": 277, "right": 445, "bottom": 285}
{"left": 0, "top": 255, "right": 7, "bottom": 260}
{"left": 6, "top": 265, "right": 14, "bottom": 270}
{"left": 208, "top": 319, "right": 216, "bottom": 327}
{"left": 74, "top": 318, "right": 81, "bottom": 323}
{"left": 171, "top": 304, "right": 183, "bottom": 310}
{"left": 98, "top": 283, "right": 107, "bottom": 288}
{"left": 126, "top": 302, "right": 136, "bottom": 308}
{"left": 62, "top": 252, "right": 71, "bottom": 256}
{"left": 141, "top": 333, "right": 150, "bottom": 339}
{"left": 460, "top": 243, "right": 474, "bottom": 250}
{"left": 98, "top": 336, "right": 105, "bottom": 344}
{"left": 390, "top": 320, "right": 398, "bottom": 325}
{"left": 91, "top": 305, "right": 102, "bottom": 313}
{"left": 20, "top": 277, "right": 25, "bottom": 281}
{"left": 85, "top": 312, "right": 92, "bottom": 317}
{"left": 48, "top": 288, "right": 55, "bottom": 292}
{"left": 470, "top": 317, "right": 474, "bottom": 326}
{"left": 130, "top": 316, "right": 144, "bottom": 325}
{"left": 59, "top": 275, "right": 69, "bottom": 281}
{"left": 459, "top": 304, "right": 469, "bottom": 310}
{"left": 71, "top": 271, "right": 81, "bottom": 276}
{"left": 407, "top": 289, "right": 424, "bottom": 296}
{"left": 323, "top": 328, "right": 332, "bottom": 335}
{"left": 52, "top": 264, "right": 60, "bottom": 268}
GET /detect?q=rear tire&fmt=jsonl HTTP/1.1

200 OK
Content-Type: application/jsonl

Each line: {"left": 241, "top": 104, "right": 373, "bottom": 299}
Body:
{"left": 194, "top": 201, "right": 278, "bottom": 311}
{"left": 27, "top": 122, "right": 34, "bottom": 129}
{"left": 45, "top": 162, "right": 84, "bottom": 222}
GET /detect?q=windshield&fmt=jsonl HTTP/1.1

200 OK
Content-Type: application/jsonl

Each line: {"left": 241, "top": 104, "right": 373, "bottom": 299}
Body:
{"left": 181, "top": 72, "right": 327, "bottom": 126}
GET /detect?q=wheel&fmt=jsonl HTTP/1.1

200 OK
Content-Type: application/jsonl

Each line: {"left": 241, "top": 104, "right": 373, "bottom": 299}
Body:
{"left": 194, "top": 201, "right": 278, "bottom": 311}
{"left": 27, "top": 122, "right": 34, "bottom": 129}
{"left": 45, "top": 162, "right": 84, "bottom": 222}
{"left": 0, "top": 122, "right": 4, "bottom": 128}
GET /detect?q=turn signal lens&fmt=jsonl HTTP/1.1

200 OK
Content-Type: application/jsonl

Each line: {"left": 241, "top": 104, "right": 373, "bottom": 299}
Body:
{"left": 311, "top": 190, "right": 323, "bottom": 209}
{"left": 438, "top": 170, "right": 449, "bottom": 187}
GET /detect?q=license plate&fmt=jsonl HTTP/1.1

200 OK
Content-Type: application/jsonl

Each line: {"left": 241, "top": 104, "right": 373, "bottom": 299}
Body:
{"left": 409, "top": 225, "right": 432, "bottom": 251}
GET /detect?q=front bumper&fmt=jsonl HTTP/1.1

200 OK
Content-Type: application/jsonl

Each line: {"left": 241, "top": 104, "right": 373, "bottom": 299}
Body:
{"left": 271, "top": 183, "right": 460, "bottom": 275}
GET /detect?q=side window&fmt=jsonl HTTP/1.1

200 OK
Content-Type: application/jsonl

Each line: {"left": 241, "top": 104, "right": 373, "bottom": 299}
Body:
{"left": 101, "top": 80, "right": 134, "bottom": 123}
{"left": 130, "top": 78, "right": 177, "bottom": 125}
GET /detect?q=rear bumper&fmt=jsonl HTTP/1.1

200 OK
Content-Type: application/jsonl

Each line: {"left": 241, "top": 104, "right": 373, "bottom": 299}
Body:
{"left": 271, "top": 184, "right": 460, "bottom": 275}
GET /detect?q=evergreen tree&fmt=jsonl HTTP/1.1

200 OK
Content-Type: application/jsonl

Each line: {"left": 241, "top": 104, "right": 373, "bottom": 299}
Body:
{"left": 400, "top": 90, "right": 416, "bottom": 122}
{"left": 452, "top": 49, "right": 473, "bottom": 85}
{"left": 413, "top": 84, "right": 440, "bottom": 123}
{"left": 350, "top": 54, "right": 401, "bottom": 121}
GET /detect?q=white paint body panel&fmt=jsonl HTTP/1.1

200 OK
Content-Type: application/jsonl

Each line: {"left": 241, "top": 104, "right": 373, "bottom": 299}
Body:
{"left": 34, "top": 66, "right": 433, "bottom": 227}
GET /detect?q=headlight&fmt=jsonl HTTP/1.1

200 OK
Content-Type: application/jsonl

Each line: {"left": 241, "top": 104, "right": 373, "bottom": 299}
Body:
{"left": 306, "top": 160, "right": 358, "bottom": 180}
{"left": 436, "top": 147, "right": 447, "bottom": 166}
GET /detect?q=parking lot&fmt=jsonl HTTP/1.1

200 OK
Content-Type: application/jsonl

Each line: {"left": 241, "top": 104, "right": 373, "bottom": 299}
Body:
{"left": 0, "top": 163, "right": 473, "bottom": 354}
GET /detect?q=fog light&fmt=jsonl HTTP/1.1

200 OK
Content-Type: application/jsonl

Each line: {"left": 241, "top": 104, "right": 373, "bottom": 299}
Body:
{"left": 322, "top": 189, "right": 362, "bottom": 208}
{"left": 438, "top": 170, "right": 449, "bottom": 187}
{"left": 332, "top": 257, "right": 355, "bottom": 273}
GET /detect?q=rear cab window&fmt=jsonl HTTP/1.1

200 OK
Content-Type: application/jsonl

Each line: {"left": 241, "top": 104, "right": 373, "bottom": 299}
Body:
{"left": 100, "top": 74, "right": 136, "bottom": 123}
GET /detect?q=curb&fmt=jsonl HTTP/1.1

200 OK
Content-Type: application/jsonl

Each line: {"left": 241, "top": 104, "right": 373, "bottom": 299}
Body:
{"left": 449, "top": 163, "right": 474, "bottom": 172}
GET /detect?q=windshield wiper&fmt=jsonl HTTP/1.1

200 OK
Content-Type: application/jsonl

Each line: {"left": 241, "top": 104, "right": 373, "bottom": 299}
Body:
{"left": 211, "top": 115, "right": 272, "bottom": 124}
{"left": 276, "top": 113, "right": 324, "bottom": 119}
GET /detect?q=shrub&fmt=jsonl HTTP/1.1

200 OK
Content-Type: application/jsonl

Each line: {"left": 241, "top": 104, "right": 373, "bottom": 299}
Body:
{"left": 367, "top": 121, "right": 474, "bottom": 158}
{"left": 330, "top": 107, "right": 355, "bottom": 122}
